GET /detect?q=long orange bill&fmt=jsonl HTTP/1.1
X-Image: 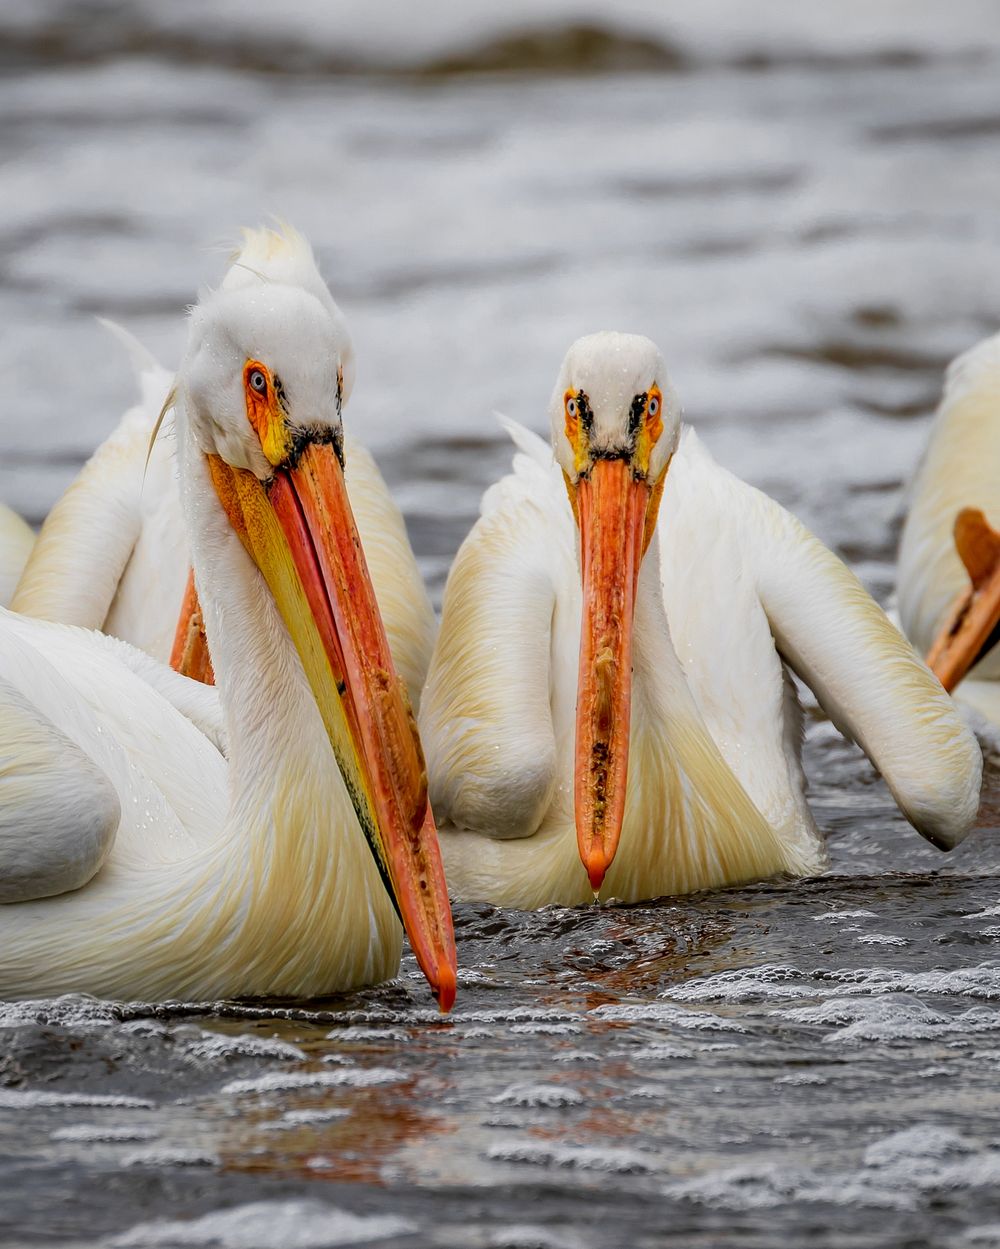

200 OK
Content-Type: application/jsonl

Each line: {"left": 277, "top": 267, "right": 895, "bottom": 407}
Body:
{"left": 574, "top": 457, "right": 651, "bottom": 894}
{"left": 926, "top": 507, "right": 1000, "bottom": 693}
{"left": 170, "top": 569, "right": 215, "bottom": 685}
{"left": 208, "top": 440, "right": 456, "bottom": 1011}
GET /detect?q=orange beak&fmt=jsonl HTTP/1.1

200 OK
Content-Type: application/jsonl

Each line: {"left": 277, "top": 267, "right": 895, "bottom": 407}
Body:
{"left": 574, "top": 458, "right": 651, "bottom": 893}
{"left": 170, "top": 570, "right": 215, "bottom": 685}
{"left": 926, "top": 507, "right": 1000, "bottom": 693}
{"left": 207, "top": 439, "right": 456, "bottom": 1011}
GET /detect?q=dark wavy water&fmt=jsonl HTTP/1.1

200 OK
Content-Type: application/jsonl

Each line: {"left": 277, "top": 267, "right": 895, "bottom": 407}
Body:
{"left": 3, "top": 3, "right": 1000, "bottom": 1246}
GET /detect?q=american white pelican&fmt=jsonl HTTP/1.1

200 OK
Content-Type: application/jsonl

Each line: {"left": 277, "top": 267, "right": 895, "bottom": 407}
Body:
{"left": 0, "top": 504, "right": 33, "bottom": 607}
{"left": 0, "top": 226, "right": 456, "bottom": 1006}
{"left": 12, "top": 251, "right": 435, "bottom": 705}
{"left": 419, "top": 332, "right": 981, "bottom": 909}
{"left": 11, "top": 323, "right": 187, "bottom": 664}
{"left": 898, "top": 330, "right": 1000, "bottom": 725}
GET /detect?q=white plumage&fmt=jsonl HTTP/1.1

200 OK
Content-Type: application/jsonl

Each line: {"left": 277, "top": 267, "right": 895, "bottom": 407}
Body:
{"left": 12, "top": 269, "right": 435, "bottom": 711}
{"left": 420, "top": 334, "right": 981, "bottom": 909}
{"left": 11, "top": 325, "right": 186, "bottom": 660}
{"left": 0, "top": 225, "right": 452, "bottom": 1003}
{"left": 0, "top": 504, "right": 34, "bottom": 608}
{"left": 898, "top": 330, "right": 1000, "bottom": 725}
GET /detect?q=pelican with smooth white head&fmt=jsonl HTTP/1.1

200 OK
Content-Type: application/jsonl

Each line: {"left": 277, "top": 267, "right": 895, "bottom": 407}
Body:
{"left": 0, "top": 227, "right": 456, "bottom": 1006}
{"left": 420, "top": 332, "right": 981, "bottom": 908}
{"left": 898, "top": 330, "right": 1000, "bottom": 727}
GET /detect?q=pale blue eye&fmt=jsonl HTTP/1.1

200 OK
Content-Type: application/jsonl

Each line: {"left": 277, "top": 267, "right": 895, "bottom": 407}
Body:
{"left": 249, "top": 369, "right": 267, "bottom": 393}
{"left": 567, "top": 398, "right": 578, "bottom": 417}
{"left": 648, "top": 396, "right": 659, "bottom": 416}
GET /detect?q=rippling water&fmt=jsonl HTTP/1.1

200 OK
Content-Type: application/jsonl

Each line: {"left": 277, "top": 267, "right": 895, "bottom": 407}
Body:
{"left": 3, "top": 3, "right": 1000, "bottom": 1246}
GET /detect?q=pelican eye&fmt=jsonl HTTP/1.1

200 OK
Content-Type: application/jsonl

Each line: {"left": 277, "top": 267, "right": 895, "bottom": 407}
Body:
{"left": 248, "top": 368, "right": 268, "bottom": 394}
{"left": 648, "top": 395, "right": 659, "bottom": 417}
{"left": 566, "top": 397, "right": 578, "bottom": 418}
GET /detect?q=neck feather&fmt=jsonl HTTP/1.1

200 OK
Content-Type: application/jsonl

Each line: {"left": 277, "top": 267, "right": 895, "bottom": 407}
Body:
{"left": 170, "top": 416, "right": 401, "bottom": 996}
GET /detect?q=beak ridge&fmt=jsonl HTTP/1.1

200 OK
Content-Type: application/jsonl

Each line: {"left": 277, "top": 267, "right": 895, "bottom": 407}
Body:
{"left": 574, "top": 458, "right": 650, "bottom": 893}
{"left": 207, "top": 442, "right": 457, "bottom": 1009}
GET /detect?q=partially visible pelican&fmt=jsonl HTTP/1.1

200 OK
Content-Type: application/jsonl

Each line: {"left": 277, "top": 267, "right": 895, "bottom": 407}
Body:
{"left": 898, "top": 330, "right": 1000, "bottom": 726}
{"left": 0, "top": 504, "right": 34, "bottom": 607}
{"left": 11, "top": 324, "right": 185, "bottom": 661}
{"left": 420, "top": 332, "right": 981, "bottom": 909}
{"left": 12, "top": 239, "right": 435, "bottom": 706}
{"left": 0, "top": 225, "right": 456, "bottom": 1006}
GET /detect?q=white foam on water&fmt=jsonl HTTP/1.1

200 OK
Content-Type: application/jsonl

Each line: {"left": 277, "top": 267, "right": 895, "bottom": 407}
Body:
{"left": 119, "top": 1020, "right": 169, "bottom": 1039}
{"left": 666, "top": 1125, "right": 1000, "bottom": 1213}
{"left": 508, "top": 1023, "right": 581, "bottom": 1036}
{"left": 615, "top": 1083, "right": 669, "bottom": 1101}
{"left": 591, "top": 1003, "right": 745, "bottom": 1031}
{"left": 121, "top": 1147, "right": 218, "bottom": 1168}
{"left": 52, "top": 1124, "right": 159, "bottom": 1143}
{"left": 612, "top": 1044, "right": 694, "bottom": 1061}
{"left": 487, "top": 1139, "right": 654, "bottom": 1174}
{"left": 281, "top": 1108, "right": 352, "bottom": 1125}
{"left": 489, "top": 1083, "right": 583, "bottom": 1108}
{"left": 665, "top": 963, "right": 1000, "bottom": 1008}
{"left": 863, "top": 1124, "right": 975, "bottom": 1167}
{"left": 0, "top": 999, "right": 307, "bottom": 1074}
{"left": 665, "top": 1162, "right": 912, "bottom": 1211}
{"left": 106, "top": 1199, "right": 414, "bottom": 1247}
{"left": 456, "top": 969, "right": 497, "bottom": 987}
{"left": 782, "top": 997, "right": 1000, "bottom": 1043}
{"left": 856, "top": 934, "right": 908, "bottom": 947}
{"left": 829, "top": 966, "right": 1000, "bottom": 1000}
{"left": 813, "top": 911, "right": 879, "bottom": 922}
{"left": 458, "top": 1008, "right": 577, "bottom": 1025}
{"left": 552, "top": 1049, "right": 602, "bottom": 1063}
{"left": 664, "top": 965, "right": 810, "bottom": 1004}
{"left": 182, "top": 1032, "right": 306, "bottom": 1063}
{"left": 861, "top": 1126, "right": 1000, "bottom": 1195}
{"left": 328, "top": 1027, "right": 409, "bottom": 1044}
{"left": 0, "top": 1089, "right": 154, "bottom": 1109}
{"left": 0, "top": 995, "right": 124, "bottom": 1029}
{"left": 221, "top": 1067, "right": 404, "bottom": 1096}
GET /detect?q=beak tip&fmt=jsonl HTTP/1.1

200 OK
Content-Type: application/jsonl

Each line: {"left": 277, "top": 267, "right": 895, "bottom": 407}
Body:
{"left": 585, "top": 856, "right": 608, "bottom": 895}
{"left": 435, "top": 963, "right": 457, "bottom": 1014}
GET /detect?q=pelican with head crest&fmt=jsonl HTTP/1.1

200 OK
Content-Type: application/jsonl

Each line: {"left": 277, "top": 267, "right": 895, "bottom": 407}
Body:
{"left": 10, "top": 231, "right": 435, "bottom": 704}
{"left": 420, "top": 332, "right": 981, "bottom": 908}
{"left": 898, "top": 330, "right": 1000, "bottom": 728}
{"left": 0, "top": 227, "right": 456, "bottom": 1006}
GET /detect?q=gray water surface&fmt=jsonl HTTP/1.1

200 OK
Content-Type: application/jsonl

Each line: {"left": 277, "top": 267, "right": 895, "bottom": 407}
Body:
{"left": 2, "top": 3, "right": 1000, "bottom": 1246}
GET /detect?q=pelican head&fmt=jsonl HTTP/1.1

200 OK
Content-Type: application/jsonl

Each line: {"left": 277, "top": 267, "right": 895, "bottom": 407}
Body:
{"left": 550, "top": 331, "right": 681, "bottom": 893}
{"left": 179, "top": 226, "right": 456, "bottom": 1009}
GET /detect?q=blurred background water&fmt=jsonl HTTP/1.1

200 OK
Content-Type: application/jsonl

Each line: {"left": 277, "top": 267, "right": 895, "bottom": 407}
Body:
{"left": 2, "top": 2, "right": 1000, "bottom": 1247}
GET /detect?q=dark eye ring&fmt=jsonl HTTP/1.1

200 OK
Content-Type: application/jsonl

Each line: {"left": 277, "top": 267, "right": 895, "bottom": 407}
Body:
{"left": 648, "top": 395, "right": 659, "bottom": 416}
{"left": 249, "top": 368, "right": 267, "bottom": 394}
{"left": 566, "top": 397, "right": 578, "bottom": 417}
